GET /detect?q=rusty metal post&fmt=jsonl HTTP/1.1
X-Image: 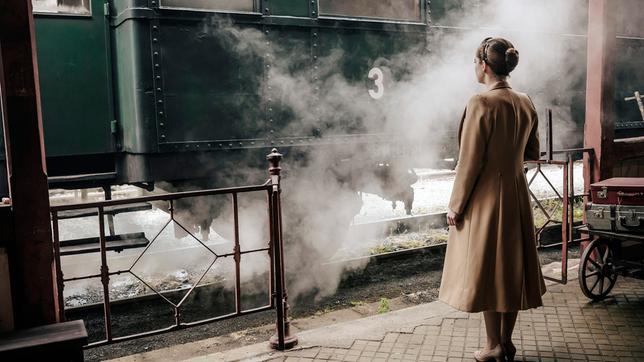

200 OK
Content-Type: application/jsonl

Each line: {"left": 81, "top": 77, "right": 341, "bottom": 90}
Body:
{"left": 267, "top": 188, "right": 276, "bottom": 309}
{"left": 232, "top": 193, "right": 242, "bottom": 314}
{"left": 0, "top": 0, "right": 59, "bottom": 327}
{"left": 98, "top": 206, "right": 113, "bottom": 341}
{"left": 566, "top": 154, "right": 575, "bottom": 283}
{"left": 561, "top": 159, "right": 569, "bottom": 283}
{"left": 546, "top": 109, "right": 553, "bottom": 162}
{"left": 51, "top": 211, "right": 65, "bottom": 322}
{"left": 267, "top": 149, "right": 298, "bottom": 350}
{"left": 583, "top": 0, "right": 616, "bottom": 186}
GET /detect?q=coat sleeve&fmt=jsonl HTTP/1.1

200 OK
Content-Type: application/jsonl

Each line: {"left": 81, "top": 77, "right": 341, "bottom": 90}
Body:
{"left": 524, "top": 98, "right": 540, "bottom": 161}
{"left": 448, "top": 95, "right": 492, "bottom": 216}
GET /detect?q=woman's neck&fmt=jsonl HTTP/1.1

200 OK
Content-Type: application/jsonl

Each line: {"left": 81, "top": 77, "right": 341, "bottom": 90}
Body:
{"left": 484, "top": 74, "right": 507, "bottom": 89}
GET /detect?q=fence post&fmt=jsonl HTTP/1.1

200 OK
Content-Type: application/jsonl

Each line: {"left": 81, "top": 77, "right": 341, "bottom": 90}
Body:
{"left": 0, "top": 0, "right": 59, "bottom": 327}
{"left": 267, "top": 149, "right": 298, "bottom": 350}
{"left": 546, "top": 108, "right": 553, "bottom": 162}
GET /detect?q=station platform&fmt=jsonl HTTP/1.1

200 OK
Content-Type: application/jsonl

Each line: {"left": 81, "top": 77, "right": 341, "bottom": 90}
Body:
{"left": 111, "top": 263, "right": 644, "bottom": 362}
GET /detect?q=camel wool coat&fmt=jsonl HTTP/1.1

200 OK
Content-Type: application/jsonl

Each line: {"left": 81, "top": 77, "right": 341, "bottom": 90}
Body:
{"left": 438, "top": 81, "right": 547, "bottom": 313}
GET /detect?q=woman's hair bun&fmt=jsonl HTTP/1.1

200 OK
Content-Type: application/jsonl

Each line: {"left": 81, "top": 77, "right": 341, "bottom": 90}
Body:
{"left": 477, "top": 37, "right": 519, "bottom": 75}
{"left": 505, "top": 47, "right": 519, "bottom": 73}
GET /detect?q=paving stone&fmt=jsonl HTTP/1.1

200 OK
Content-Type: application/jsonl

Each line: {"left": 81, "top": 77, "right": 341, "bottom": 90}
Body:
{"left": 291, "top": 348, "right": 321, "bottom": 358}
{"left": 245, "top": 278, "right": 644, "bottom": 361}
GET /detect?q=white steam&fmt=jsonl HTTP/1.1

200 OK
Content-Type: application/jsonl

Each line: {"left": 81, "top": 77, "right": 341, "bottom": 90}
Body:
{"left": 198, "top": 0, "right": 589, "bottom": 302}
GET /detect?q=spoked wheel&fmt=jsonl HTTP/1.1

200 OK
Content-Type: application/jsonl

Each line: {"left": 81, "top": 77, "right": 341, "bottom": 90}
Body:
{"left": 579, "top": 238, "right": 618, "bottom": 300}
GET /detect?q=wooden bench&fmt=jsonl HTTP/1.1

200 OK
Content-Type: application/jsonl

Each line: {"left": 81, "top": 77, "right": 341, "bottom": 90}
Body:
{"left": 0, "top": 320, "right": 87, "bottom": 361}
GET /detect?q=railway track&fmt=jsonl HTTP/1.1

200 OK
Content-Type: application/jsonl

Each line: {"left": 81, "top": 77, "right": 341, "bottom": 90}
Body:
{"left": 77, "top": 232, "right": 576, "bottom": 362}
{"left": 62, "top": 194, "right": 583, "bottom": 355}
{"left": 65, "top": 193, "right": 581, "bottom": 303}
{"left": 65, "top": 209, "right": 578, "bottom": 314}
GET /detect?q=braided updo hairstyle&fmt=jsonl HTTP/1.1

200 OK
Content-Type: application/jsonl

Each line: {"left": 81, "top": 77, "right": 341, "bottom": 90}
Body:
{"left": 477, "top": 37, "right": 519, "bottom": 76}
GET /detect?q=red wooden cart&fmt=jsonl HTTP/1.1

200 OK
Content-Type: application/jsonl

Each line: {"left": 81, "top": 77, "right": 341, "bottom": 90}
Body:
{"left": 578, "top": 177, "right": 644, "bottom": 300}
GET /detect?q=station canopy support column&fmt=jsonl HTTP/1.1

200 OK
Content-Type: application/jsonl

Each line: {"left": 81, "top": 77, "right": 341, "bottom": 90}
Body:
{"left": 583, "top": 0, "right": 617, "bottom": 186}
{"left": 0, "top": 0, "right": 60, "bottom": 327}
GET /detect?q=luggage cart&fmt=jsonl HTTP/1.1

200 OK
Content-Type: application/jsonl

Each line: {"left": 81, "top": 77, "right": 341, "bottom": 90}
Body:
{"left": 577, "top": 226, "right": 644, "bottom": 300}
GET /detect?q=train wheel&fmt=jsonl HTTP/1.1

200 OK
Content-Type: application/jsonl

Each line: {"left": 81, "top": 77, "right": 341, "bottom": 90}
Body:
{"left": 579, "top": 238, "right": 618, "bottom": 301}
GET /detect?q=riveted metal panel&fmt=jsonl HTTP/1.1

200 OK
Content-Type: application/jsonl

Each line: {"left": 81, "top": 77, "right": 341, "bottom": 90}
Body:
{"left": 112, "top": 18, "right": 158, "bottom": 154}
{"left": 157, "top": 21, "right": 264, "bottom": 147}
{"left": 262, "top": 26, "right": 311, "bottom": 142}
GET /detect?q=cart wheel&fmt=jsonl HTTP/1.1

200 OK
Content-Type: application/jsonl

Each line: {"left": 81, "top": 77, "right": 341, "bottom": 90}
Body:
{"left": 579, "top": 238, "right": 618, "bottom": 300}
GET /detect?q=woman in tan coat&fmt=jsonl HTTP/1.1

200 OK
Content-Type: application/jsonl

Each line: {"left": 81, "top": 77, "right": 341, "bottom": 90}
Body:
{"left": 438, "top": 37, "right": 547, "bottom": 361}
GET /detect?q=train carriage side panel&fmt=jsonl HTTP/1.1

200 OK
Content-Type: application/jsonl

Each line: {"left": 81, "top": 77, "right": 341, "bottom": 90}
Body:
{"left": 111, "top": 0, "right": 269, "bottom": 184}
{"left": 0, "top": 0, "right": 114, "bottom": 195}
{"left": 309, "top": 1, "right": 432, "bottom": 164}
{"left": 112, "top": 15, "right": 157, "bottom": 155}
{"left": 34, "top": 0, "right": 115, "bottom": 159}
{"left": 157, "top": 22, "right": 264, "bottom": 145}
{"left": 111, "top": 3, "right": 162, "bottom": 183}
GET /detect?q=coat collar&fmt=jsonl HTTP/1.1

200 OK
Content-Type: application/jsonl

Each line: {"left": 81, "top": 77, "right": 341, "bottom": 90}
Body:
{"left": 456, "top": 81, "right": 511, "bottom": 146}
{"left": 488, "top": 80, "right": 511, "bottom": 91}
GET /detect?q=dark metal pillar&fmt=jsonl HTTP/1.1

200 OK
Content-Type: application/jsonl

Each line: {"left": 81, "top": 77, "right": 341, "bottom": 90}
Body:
{"left": 0, "top": 0, "right": 59, "bottom": 327}
{"left": 583, "top": 0, "right": 617, "bottom": 186}
{"left": 267, "top": 149, "right": 298, "bottom": 350}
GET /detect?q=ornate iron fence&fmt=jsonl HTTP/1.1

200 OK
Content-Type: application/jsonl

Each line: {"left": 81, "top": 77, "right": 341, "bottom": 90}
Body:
{"left": 50, "top": 149, "right": 297, "bottom": 350}
{"left": 525, "top": 109, "right": 594, "bottom": 284}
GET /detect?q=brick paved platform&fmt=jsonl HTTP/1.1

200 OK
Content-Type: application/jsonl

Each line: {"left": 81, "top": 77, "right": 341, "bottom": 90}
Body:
{"left": 194, "top": 276, "right": 644, "bottom": 362}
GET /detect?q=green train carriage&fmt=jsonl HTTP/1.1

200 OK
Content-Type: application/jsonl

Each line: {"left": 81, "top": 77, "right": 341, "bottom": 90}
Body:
{"left": 1, "top": 0, "right": 435, "bottom": 210}
{"left": 1, "top": 0, "right": 643, "bottom": 207}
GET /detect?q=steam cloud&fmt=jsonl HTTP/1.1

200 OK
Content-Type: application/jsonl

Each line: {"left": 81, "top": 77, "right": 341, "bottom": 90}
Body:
{"left": 196, "top": 0, "right": 589, "bottom": 302}
{"left": 56, "top": 0, "right": 596, "bottom": 308}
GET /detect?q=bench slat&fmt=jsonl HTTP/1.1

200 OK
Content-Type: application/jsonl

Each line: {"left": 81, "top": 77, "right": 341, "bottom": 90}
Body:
{"left": 0, "top": 320, "right": 87, "bottom": 352}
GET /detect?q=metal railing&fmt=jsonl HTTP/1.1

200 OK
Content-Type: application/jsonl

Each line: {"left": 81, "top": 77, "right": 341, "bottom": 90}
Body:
{"left": 526, "top": 110, "right": 594, "bottom": 284}
{"left": 50, "top": 149, "right": 297, "bottom": 350}
{"left": 526, "top": 155, "right": 576, "bottom": 250}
